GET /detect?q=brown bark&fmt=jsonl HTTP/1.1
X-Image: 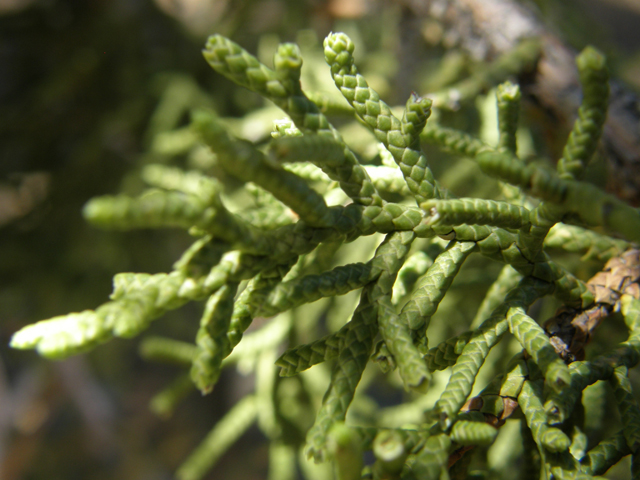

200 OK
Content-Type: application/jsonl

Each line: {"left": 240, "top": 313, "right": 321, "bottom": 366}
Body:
{"left": 545, "top": 248, "right": 640, "bottom": 361}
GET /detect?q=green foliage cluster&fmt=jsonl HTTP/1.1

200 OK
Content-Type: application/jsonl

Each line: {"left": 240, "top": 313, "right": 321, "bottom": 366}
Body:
{"left": 11, "top": 29, "right": 640, "bottom": 480}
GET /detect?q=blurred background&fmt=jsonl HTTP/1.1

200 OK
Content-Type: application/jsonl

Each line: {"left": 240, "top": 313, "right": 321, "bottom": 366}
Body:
{"left": 1, "top": 0, "right": 639, "bottom": 479}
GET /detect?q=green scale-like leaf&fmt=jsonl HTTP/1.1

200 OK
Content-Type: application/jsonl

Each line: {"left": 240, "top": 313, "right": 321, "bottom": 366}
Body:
{"left": 195, "top": 112, "right": 338, "bottom": 228}
{"left": 366, "top": 165, "right": 413, "bottom": 197}
{"left": 371, "top": 240, "right": 473, "bottom": 390}
{"left": 477, "top": 150, "right": 640, "bottom": 243}
{"left": 323, "top": 32, "right": 440, "bottom": 204}
{"left": 610, "top": 366, "right": 640, "bottom": 454}
{"left": 83, "top": 189, "right": 212, "bottom": 230}
{"left": 507, "top": 306, "right": 571, "bottom": 393}
{"left": 11, "top": 271, "right": 195, "bottom": 358}
{"left": 202, "top": 35, "right": 384, "bottom": 208}
{"left": 425, "top": 330, "right": 475, "bottom": 371}
{"left": 580, "top": 431, "right": 631, "bottom": 476}
{"left": 191, "top": 283, "right": 238, "bottom": 393}
{"left": 402, "top": 433, "right": 451, "bottom": 480}
{"left": 268, "top": 134, "right": 345, "bottom": 168}
{"left": 496, "top": 81, "right": 521, "bottom": 154}
{"left": 557, "top": 47, "right": 609, "bottom": 181}
{"left": 392, "top": 250, "right": 433, "bottom": 303}
{"left": 141, "top": 164, "right": 220, "bottom": 199}
{"left": 518, "top": 47, "right": 610, "bottom": 261}
{"left": 264, "top": 261, "right": 377, "bottom": 317}
{"left": 227, "top": 262, "right": 294, "bottom": 350}
{"left": 139, "top": 336, "right": 197, "bottom": 365}
{"left": 450, "top": 419, "right": 498, "bottom": 446}
{"left": 431, "top": 222, "right": 591, "bottom": 309}
{"left": 545, "top": 296, "right": 640, "bottom": 425}
{"left": 375, "top": 232, "right": 430, "bottom": 392}
{"left": 421, "top": 122, "right": 491, "bottom": 158}
{"left": 431, "top": 38, "right": 540, "bottom": 110}
{"left": 273, "top": 261, "right": 390, "bottom": 376}
{"left": 433, "top": 276, "right": 553, "bottom": 429}
{"left": 471, "top": 264, "right": 522, "bottom": 328}
{"left": 544, "top": 223, "right": 630, "bottom": 262}
{"left": 305, "top": 231, "right": 414, "bottom": 462}
{"left": 303, "top": 290, "right": 377, "bottom": 463}
{"left": 519, "top": 379, "right": 572, "bottom": 453}
{"left": 401, "top": 240, "right": 476, "bottom": 332}
{"left": 422, "top": 198, "right": 531, "bottom": 231}
{"left": 545, "top": 343, "right": 640, "bottom": 426}
{"left": 276, "top": 331, "right": 342, "bottom": 377}
{"left": 10, "top": 28, "right": 639, "bottom": 480}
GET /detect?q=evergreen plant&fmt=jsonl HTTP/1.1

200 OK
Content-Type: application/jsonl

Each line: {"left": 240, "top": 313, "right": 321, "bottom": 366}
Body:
{"left": 11, "top": 31, "right": 640, "bottom": 479}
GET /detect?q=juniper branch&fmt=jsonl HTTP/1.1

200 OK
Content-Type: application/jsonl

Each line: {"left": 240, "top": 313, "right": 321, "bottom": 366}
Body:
{"left": 305, "top": 231, "right": 413, "bottom": 462}
{"left": 433, "top": 276, "right": 553, "bottom": 429}
{"left": 11, "top": 28, "right": 640, "bottom": 480}
{"left": 202, "top": 35, "right": 384, "bottom": 207}
{"left": 324, "top": 32, "right": 440, "bottom": 204}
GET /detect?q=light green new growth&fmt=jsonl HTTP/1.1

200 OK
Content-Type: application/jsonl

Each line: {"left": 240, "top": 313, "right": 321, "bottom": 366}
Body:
{"left": 10, "top": 30, "right": 640, "bottom": 480}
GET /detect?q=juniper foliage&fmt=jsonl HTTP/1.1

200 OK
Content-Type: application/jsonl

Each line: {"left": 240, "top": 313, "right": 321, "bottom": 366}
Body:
{"left": 11, "top": 31, "right": 640, "bottom": 480}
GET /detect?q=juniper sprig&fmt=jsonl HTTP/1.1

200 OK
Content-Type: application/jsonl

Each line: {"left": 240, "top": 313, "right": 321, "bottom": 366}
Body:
{"left": 11, "top": 30, "right": 640, "bottom": 480}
